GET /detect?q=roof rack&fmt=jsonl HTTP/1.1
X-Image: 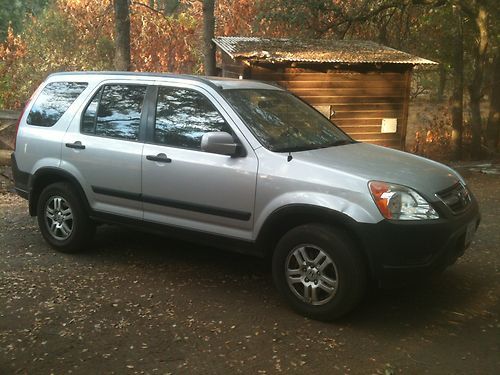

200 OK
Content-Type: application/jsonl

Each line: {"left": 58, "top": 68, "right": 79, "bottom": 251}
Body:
{"left": 48, "top": 71, "right": 223, "bottom": 91}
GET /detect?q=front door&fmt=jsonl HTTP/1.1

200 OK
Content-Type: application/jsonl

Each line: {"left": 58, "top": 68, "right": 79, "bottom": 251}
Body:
{"left": 141, "top": 85, "right": 258, "bottom": 240}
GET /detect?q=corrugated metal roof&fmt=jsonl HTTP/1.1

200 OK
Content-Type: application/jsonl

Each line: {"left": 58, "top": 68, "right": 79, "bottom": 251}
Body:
{"left": 213, "top": 36, "right": 437, "bottom": 65}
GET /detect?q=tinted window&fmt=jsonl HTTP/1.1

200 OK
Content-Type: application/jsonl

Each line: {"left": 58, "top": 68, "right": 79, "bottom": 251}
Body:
{"left": 154, "top": 87, "right": 231, "bottom": 149}
{"left": 27, "top": 82, "right": 88, "bottom": 127}
{"left": 87, "top": 85, "right": 147, "bottom": 141}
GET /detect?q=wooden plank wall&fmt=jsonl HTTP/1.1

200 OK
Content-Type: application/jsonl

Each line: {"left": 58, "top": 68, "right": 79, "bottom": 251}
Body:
{"left": 250, "top": 65, "right": 411, "bottom": 149}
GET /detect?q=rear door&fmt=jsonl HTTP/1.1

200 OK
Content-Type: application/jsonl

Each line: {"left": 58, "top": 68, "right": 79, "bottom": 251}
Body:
{"left": 141, "top": 84, "right": 258, "bottom": 240}
{"left": 62, "top": 81, "right": 151, "bottom": 218}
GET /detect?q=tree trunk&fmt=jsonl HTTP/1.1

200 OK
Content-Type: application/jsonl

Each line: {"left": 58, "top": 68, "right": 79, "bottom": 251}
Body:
{"left": 437, "top": 63, "right": 446, "bottom": 102}
{"left": 450, "top": 5, "right": 464, "bottom": 160}
{"left": 486, "top": 53, "right": 500, "bottom": 153}
{"left": 202, "top": 0, "right": 217, "bottom": 76}
{"left": 468, "top": 5, "right": 488, "bottom": 160}
{"left": 113, "top": 0, "right": 131, "bottom": 71}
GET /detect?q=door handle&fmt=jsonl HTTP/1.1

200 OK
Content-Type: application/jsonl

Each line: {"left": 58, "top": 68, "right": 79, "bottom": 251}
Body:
{"left": 65, "top": 141, "right": 85, "bottom": 150}
{"left": 146, "top": 153, "right": 172, "bottom": 163}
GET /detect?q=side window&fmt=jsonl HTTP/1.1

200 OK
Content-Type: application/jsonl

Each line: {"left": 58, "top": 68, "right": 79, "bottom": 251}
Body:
{"left": 27, "top": 82, "right": 88, "bottom": 127}
{"left": 154, "top": 86, "right": 231, "bottom": 150}
{"left": 81, "top": 84, "right": 147, "bottom": 141}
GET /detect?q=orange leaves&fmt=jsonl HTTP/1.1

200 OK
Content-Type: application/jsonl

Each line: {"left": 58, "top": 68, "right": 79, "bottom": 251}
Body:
{"left": 57, "top": 0, "right": 113, "bottom": 44}
{"left": 0, "top": 0, "right": 289, "bottom": 108}
{"left": 0, "top": 26, "right": 26, "bottom": 57}
{"left": 215, "top": 0, "right": 283, "bottom": 38}
{"left": 0, "top": 26, "right": 26, "bottom": 64}
{"left": 128, "top": 3, "right": 199, "bottom": 73}
{"left": 217, "top": 0, "right": 256, "bottom": 36}
{"left": 54, "top": 0, "right": 201, "bottom": 73}
{"left": 0, "top": 26, "right": 28, "bottom": 108}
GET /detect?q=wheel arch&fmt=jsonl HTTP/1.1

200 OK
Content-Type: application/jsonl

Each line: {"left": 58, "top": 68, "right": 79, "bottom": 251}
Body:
{"left": 256, "top": 204, "right": 375, "bottom": 276}
{"left": 28, "top": 167, "right": 90, "bottom": 216}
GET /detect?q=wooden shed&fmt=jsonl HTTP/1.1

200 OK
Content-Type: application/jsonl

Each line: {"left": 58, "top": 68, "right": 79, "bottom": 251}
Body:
{"left": 213, "top": 36, "right": 436, "bottom": 150}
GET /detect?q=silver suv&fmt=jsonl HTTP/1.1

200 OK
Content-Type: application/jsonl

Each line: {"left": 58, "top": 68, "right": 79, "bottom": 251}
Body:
{"left": 12, "top": 72, "right": 480, "bottom": 320}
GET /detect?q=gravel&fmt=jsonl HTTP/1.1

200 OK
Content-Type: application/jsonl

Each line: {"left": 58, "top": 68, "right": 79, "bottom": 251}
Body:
{"left": 0, "top": 169, "right": 499, "bottom": 374}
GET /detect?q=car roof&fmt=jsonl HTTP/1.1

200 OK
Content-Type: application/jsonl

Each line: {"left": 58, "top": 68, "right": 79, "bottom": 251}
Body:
{"left": 47, "top": 71, "right": 282, "bottom": 91}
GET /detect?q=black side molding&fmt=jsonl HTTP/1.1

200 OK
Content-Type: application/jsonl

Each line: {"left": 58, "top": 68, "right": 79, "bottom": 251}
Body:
{"left": 142, "top": 195, "right": 251, "bottom": 221}
{"left": 91, "top": 186, "right": 251, "bottom": 221}
{"left": 92, "top": 186, "right": 141, "bottom": 201}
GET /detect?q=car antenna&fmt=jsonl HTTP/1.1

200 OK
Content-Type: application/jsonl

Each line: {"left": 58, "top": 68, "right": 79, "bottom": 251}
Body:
{"left": 287, "top": 151, "right": 293, "bottom": 162}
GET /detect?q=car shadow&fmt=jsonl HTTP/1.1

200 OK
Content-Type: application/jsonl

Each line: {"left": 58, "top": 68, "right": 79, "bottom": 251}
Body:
{"left": 84, "top": 223, "right": 270, "bottom": 273}
{"left": 77, "top": 224, "right": 484, "bottom": 331}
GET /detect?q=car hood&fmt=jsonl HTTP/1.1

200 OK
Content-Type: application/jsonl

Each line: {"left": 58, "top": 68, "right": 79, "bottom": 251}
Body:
{"left": 292, "top": 143, "right": 461, "bottom": 198}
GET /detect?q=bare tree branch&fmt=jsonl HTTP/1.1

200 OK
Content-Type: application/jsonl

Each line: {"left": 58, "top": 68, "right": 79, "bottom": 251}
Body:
{"left": 131, "top": 1, "right": 170, "bottom": 18}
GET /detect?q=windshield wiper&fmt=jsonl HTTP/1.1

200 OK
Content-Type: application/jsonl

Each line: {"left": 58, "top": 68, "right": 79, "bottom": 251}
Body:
{"left": 273, "top": 145, "right": 316, "bottom": 153}
{"left": 273, "top": 139, "right": 354, "bottom": 153}
{"left": 317, "top": 139, "right": 355, "bottom": 149}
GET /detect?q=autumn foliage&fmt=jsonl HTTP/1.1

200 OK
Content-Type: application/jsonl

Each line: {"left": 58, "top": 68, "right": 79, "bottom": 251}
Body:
{"left": 0, "top": 0, "right": 202, "bottom": 109}
{"left": 0, "top": 27, "right": 26, "bottom": 108}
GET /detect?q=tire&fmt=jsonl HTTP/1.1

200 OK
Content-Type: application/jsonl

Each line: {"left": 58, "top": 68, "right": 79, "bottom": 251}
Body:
{"left": 272, "top": 224, "right": 366, "bottom": 321}
{"left": 36, "top": 182, "right": 95, "bottom": 253}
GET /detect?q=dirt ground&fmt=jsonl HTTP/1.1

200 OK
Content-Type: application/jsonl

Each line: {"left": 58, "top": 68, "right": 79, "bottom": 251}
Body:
{"left": 0, "top": 167, "right": 499, "bottom": 374}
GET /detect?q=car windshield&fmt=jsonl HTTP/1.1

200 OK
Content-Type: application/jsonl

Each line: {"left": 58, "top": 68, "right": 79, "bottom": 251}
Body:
{"left": 222, "top": 89, "right": 354, "bottom": 152}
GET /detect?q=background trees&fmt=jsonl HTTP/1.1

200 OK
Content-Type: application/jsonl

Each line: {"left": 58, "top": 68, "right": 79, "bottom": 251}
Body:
{"left": 0, "top": 0, "right": 199, "bottom": 108}
{"left": 0, "top": 0, "right": 49, "bottom": 40}
{"left": 0, "top": 0, "right": 498, "bottom": 157}
{"left": 261, "top": 0, "right": 499, "bottom": 156}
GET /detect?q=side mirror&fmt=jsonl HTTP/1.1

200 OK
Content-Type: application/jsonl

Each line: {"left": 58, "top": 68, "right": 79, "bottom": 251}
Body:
{"left": 201, "top": 132, "right": 241, "bottom": 156}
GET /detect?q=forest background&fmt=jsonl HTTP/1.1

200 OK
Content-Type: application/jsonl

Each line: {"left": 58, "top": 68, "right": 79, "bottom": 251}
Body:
{"left": 0, "top": 0, "right": 498, "bottom": 160}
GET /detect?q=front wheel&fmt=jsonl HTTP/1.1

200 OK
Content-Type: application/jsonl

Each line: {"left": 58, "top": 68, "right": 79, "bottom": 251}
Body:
{"left": 36, "top": 182, "right": 95, "bottom": 253}
{"left": 272, "top": 224, "right": 366, "bottom": 321}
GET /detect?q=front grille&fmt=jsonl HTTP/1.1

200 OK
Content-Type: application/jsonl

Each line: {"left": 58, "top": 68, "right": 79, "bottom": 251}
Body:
{"left": 436, "top": 182, "right": 471, "bottom": 214}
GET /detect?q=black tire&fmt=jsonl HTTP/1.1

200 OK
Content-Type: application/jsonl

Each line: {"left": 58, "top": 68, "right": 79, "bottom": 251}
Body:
{"left": 272, "top": 224, "right": 366, "bottom": 321}
{"left": 36, "top": 182, "right": 95, "bottom": 253}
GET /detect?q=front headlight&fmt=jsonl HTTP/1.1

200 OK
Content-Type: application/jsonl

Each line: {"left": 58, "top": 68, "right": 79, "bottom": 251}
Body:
{"left": 368, "top": 181, "right": 439, "bottom": 220}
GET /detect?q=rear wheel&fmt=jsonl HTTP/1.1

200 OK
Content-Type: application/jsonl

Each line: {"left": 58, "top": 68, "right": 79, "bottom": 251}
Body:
{"left": 37, "top": 182, "right": 94, "bottom": 253}
{"left": 272, "top": 224, "right": 366, "bottom": 321}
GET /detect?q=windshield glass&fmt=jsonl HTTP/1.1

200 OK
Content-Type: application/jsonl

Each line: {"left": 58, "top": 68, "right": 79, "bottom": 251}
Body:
{"left": 222, "top": 89, "right": 353, "bottom": 152}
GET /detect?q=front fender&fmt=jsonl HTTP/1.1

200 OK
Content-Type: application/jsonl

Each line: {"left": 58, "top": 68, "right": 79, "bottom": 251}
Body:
{"left": 253, "top": 190, "right": 382, "bottom": 238}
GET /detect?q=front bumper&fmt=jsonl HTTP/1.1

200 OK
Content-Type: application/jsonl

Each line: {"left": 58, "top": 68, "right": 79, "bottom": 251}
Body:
{"left": 356, "top": 197, "right": 480, "bottom": 286}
